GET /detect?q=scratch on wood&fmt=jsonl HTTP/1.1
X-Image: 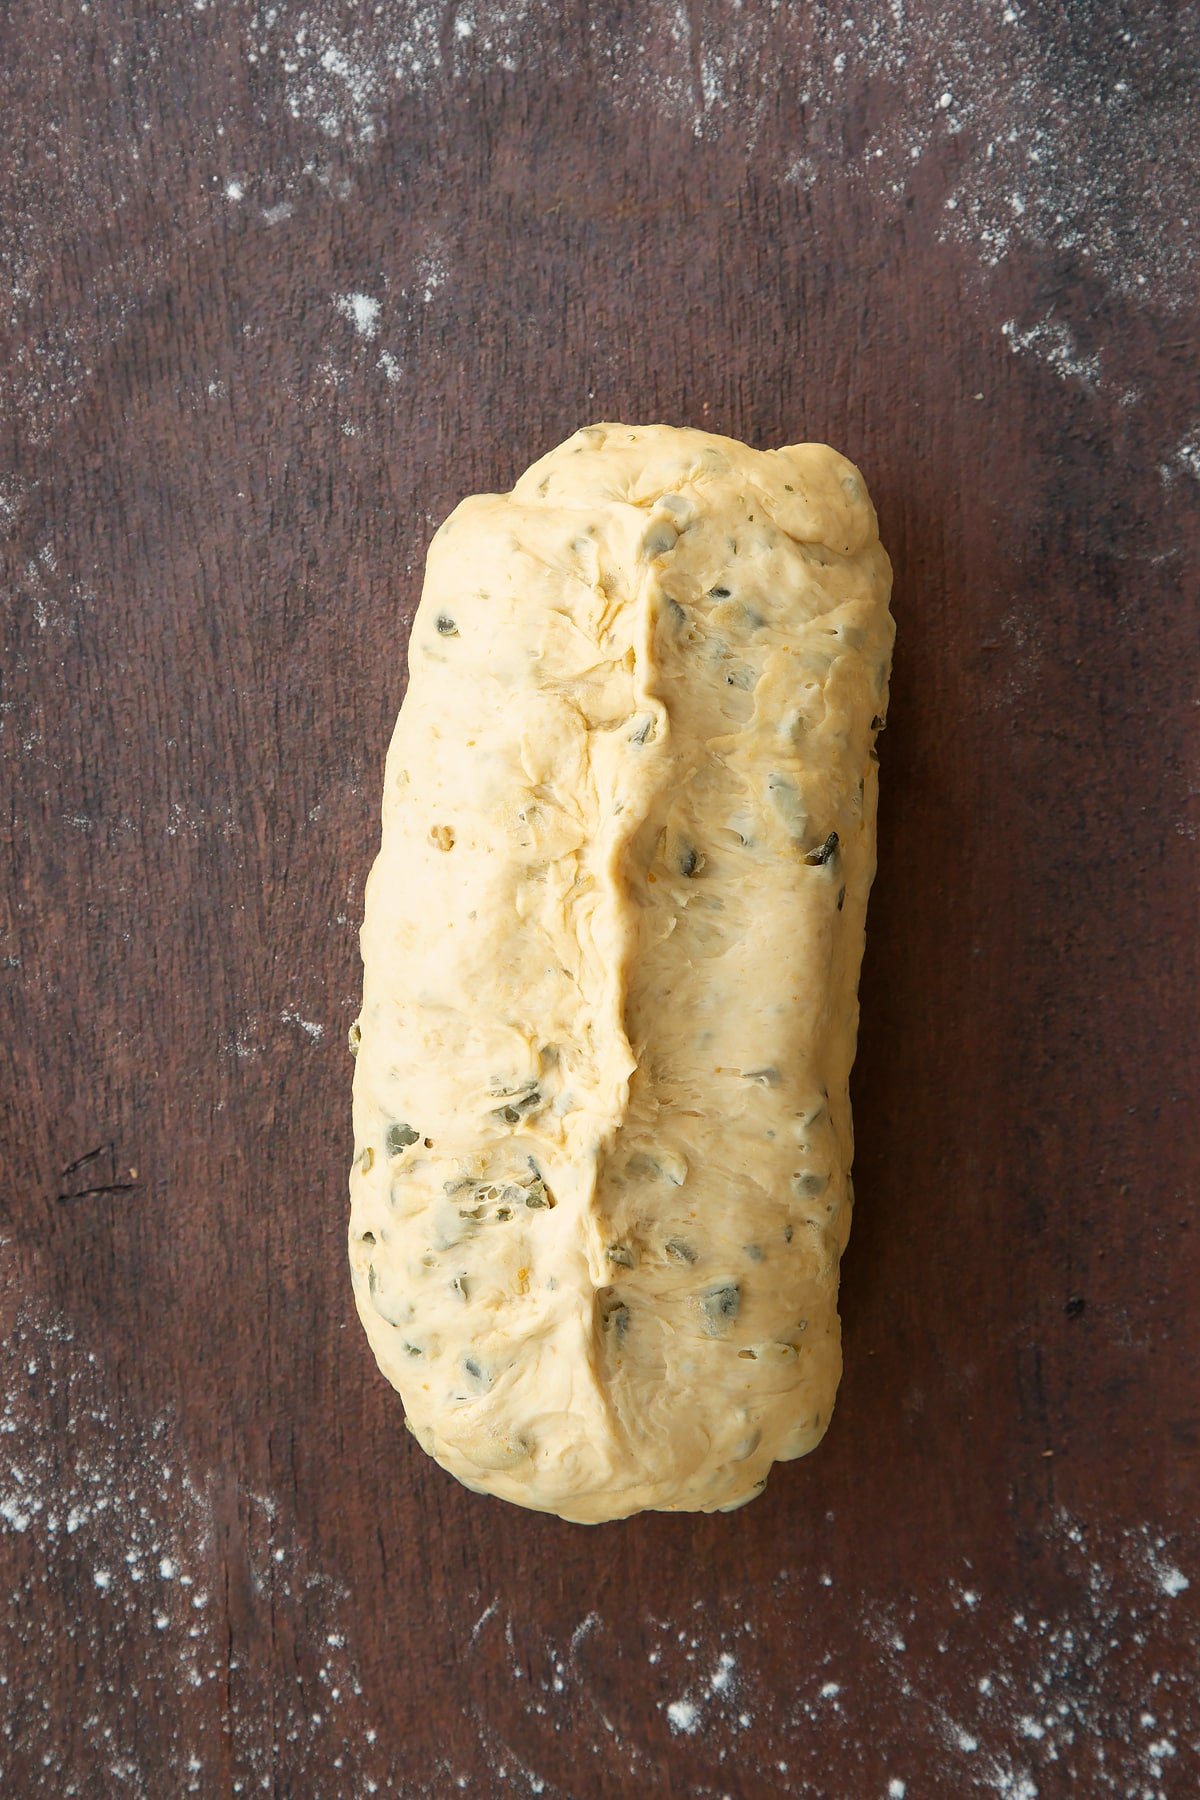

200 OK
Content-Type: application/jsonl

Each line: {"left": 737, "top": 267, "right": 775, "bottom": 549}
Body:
{"left": 56, "top": 1142, "right": 138, "bottom": 1203}
{"left": 59, "top": 1142, "right": 113, "bottom": 1179}
{"left": 55, "top": 1183, "right": 139, "bottom": 1204}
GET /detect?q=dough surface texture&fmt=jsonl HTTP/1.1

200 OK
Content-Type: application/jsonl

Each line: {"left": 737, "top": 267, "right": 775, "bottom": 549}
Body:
{"left": 349, "top": 423, "right": 893, "bottom": 1522}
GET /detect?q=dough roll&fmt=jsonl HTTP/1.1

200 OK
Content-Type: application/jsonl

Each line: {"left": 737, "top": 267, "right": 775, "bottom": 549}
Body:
{"left": 349, "top": 423, "right": 893, "bottom": 1522}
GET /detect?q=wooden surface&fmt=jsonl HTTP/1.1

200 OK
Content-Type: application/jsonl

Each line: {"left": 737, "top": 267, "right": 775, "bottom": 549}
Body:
{"left": 2, "top": 1, "right": 1198, "bottom": 1794}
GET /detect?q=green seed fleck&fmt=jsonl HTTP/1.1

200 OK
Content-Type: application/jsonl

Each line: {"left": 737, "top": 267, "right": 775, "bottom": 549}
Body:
{"left": 742, "top": 1067, "right": 781, "bottom": 1086}
{"left": 603, "top": 1299, "right": 630, "bottom": 1343}
{"left": 643, "top": 525, "right": 677, "bottom": 558}
{"left": 793, "top": 1170, "right": 830, "bottom": 1199}
{"left": 367, "top": 1264, "right": 407, "bottom": 1328}
{"left": 700, "top": 1283, "right": 741, "bottom": 1332}
{"left": 805, "top": 832, "right": 840, "bottom": 867}
{"left": 490, "top": 1084, "right": 541, "bottom": 1124}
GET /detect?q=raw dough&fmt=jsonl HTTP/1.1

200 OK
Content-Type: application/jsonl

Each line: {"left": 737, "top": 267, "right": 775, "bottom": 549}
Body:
{"left": 349, "top": 423, "right": 893, "bottom": 1522}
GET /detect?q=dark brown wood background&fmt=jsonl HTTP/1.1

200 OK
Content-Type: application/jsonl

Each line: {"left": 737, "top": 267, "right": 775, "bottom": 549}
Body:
{"left": 2, "top": 1, "right": 1198, "bottom": 1795}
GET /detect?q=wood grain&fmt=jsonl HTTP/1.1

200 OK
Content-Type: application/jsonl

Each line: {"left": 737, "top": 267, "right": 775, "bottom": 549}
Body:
{"left": 2, "top": 1, "right": 1197, "bottom": 1794}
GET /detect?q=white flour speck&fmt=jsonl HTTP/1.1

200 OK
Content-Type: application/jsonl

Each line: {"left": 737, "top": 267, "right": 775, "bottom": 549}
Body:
{"left": 470, "top": 1599, "right": 498, "bottom": 1642}
{"left": 706, "top": 1651, "right": 736, "bottom": 1695}
{"left": 281, "top": 1009, "right": 324, "bottom": 1042}
{"left": 333, "top": 292, "right": 380, "bottom": 340}
{"left": 666, "top": 1698, "right": 700, "bottom": 1734}
{"left": 1161, "top": 430, "right": 1200, "bottom": 487}
{"left": 416, "top": 255, "right": 447, "bottom": 304}
{"left": 0, "top": 1496, "right": 33, "bottom": 1532}
{"left": 229, "top": 1016, "right": 263, "bottom": 1059}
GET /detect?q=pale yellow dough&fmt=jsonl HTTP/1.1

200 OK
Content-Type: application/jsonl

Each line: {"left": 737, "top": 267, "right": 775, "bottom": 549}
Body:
{"left": 349, "top": 423, "right": 893, "bottom": 1522}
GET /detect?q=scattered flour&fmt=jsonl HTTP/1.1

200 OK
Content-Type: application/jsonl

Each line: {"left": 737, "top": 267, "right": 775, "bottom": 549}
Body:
{"left": 0, "top": 474, "right": 32, "bottom": 531}
{"left": 220, "top": 1, "right": 1195, "bottom": 319}
{"left": 225, "top": 1009, "right": 327, "bottom": 1057}
{"left": 0, "top": 1285, "right": 461, "bottom": 1796}
{"left": 415, "top": 254, "right": 448, "bottom": 304}
{"left": 1001, "top": 315, "right": 1102, "bottom": 387}
{"left": 227, "top": 1013, "right": 264, "bottom": 1059}
{"left": 280, "top": 1007, "right": 324, "bottom": 1042}
{"left": 1, "top": 0, "right": 1191, "bottom": 481}
{"left": 461, "top": 1513, "right": 1198, "bottom": 1795}
{"left": 2, "top": 4, "right": 1197, "bottom": 1787}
